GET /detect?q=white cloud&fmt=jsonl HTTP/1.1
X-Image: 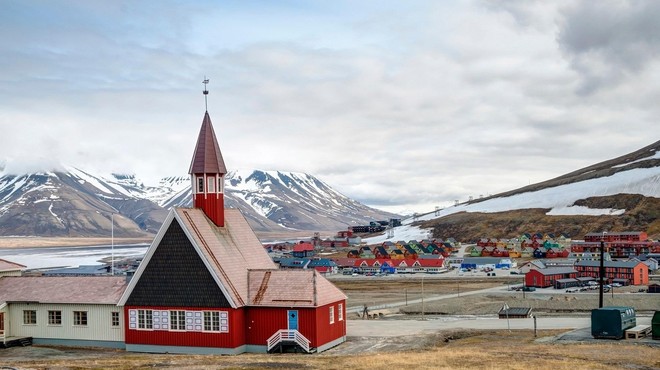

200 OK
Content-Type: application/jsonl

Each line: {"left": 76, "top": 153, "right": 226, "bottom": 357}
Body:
{"left": 0, "top": 0, "right": 657, "bottom": 214}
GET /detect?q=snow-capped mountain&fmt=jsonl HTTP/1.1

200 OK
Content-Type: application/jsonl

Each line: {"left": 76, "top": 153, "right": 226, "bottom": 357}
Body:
{"left": 367, "top": 139, "right": 660, "bottom": 244}
{"left": 0, "top": 167, "right": 397, "bottom": 237}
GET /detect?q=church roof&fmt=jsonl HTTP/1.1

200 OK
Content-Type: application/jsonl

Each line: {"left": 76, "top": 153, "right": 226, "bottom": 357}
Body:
{"left": 174, "top": 207, "right": 275, "bottom": 307}
{"left": 120, "top": 208, "right": 275, "bottom": 308}
{"left": 248, "top": 269, "right": 347, "bottom": 307}
{"left": 189, "top": 111, "right": 227, "bottom": 175}
{"left": 119, "top": 207, "right": 346, "bottom": 309}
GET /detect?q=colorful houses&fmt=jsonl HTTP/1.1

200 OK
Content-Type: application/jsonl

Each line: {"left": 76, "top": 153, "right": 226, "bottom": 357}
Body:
{"left": 117, "top": 106, "right": 347, "bottom": 354}
{"left": 333, "top": 258, "right": 446, "bottom": 274}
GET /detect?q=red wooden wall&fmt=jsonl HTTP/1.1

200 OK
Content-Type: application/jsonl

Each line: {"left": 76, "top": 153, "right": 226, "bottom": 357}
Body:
{"left": 124, "top": 306, "right": 245, "bottom": 349}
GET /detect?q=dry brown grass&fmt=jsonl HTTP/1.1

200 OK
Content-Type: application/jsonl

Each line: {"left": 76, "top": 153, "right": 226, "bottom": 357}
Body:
{"left": 332, "top": 277, "right": 507, "bottom": 308}
{"left": 3, "top": 330, "right": 659, "bottom": 370}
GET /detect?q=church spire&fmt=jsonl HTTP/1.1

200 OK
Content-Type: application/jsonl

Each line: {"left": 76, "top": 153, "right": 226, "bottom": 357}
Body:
{"left": 189, "top": 79, "right": 227, "bottom": 227}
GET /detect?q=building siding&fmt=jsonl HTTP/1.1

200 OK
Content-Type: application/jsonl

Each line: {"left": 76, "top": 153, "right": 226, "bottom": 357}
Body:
{"left": 314, "top": 301, "right": 346, "bottom": 347}
{"left": 125, "top": 220, "right": 231, "bottom": 308}
{"left": 6, "top": 303, "right": 123, "bottom": 343}
{"left": 246, "top": 307, "right": 317, "bottom": 347}
{"left": 245, "top": 302, "right": 346, "bottom": 350}
{"left": 0, "top": 270, "right": 22, "bottom": 277}
{"left": 124, "top": 306, "right": 244, "bottom": 350}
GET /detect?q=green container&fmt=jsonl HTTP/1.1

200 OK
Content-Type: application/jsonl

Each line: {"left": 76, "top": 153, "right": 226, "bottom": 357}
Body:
{"left": 591, "top": 306, "right": 636, "bottom": 339}
{"left": 653, "top": 311, "right": 660, "bottom": 340}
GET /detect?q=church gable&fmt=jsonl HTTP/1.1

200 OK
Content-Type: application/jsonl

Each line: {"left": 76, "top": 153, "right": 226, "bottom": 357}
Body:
{"left": 125, "top": 219, "right": 231, "bottom": 308}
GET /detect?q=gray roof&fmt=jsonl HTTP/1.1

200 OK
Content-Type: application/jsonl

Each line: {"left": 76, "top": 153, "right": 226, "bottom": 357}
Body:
{"left": 556, "top": 278, "right": 578, "bottom": 283}
{"left": 43, "top": 265, "right": 109, "bottom": 276}
{"left": 534, "top": 267, "right": 577, "bottom": 275}
{"left": 576, "top": 276, "right": 595, "bottom": 281}
{"left": 499, "top": 307, "right": 532, "bottom": 316}
{"left": 460, "top": 257, "right": 511, "bottom": 265}
{"left": 575, "top": 260, "right": 644, "bottom": 268}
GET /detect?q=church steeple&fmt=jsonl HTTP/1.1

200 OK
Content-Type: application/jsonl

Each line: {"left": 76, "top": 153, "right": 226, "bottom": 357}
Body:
{"left": 189, "top": 79, "right": 227, "bottom": 227}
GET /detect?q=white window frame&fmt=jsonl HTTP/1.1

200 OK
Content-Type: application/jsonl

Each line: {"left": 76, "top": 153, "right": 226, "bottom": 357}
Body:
{"left": 329, "top": 306, "right": 335, "bottom": 324}
{"left": 73, "top": 311, "right": 88, "bottom": 326}
{"left": 23, "top": 310, "right": 37, "bottom": 325}
{"left": 137, "top": 309, "right": 153, "bottom": 330}
{"left": 170, "top": 310, "right": 186, "bottom": 331}
{"left": 207, "top": 176, "right": 215, "bottom": 193}
{"left": 338, "top": 304, "right": 343, "bottom": 321}
{"left": 197, "top": 177, "right": 204, "bottom": 193}
{"left": 48, "top": 310, "right": 62, "bottom": 326}
{"left": 204, "top": 311, "right": 220, "bottom": 332}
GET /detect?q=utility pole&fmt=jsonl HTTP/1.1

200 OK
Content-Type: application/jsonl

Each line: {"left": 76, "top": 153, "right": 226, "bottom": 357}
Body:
{"left": 599, "top": 232, "right": 607, "bottom": 308}
{"left": 111, "top": 213, "right": 114, "bottom": 276}
{"left": 421, "top": 276, "right": 425, "bottom": 319}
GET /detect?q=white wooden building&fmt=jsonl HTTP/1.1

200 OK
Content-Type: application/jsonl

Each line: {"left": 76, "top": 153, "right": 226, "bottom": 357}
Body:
{"left": 0, "top": 276, "right": 126, "bottom": 348}
{"left": 0, "top": 259, "right": 26, "bottom": 277}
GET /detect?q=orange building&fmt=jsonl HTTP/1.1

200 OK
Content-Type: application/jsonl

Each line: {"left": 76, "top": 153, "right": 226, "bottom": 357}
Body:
{"left": 574, "top": 260, "right": 649, "bottom": 285}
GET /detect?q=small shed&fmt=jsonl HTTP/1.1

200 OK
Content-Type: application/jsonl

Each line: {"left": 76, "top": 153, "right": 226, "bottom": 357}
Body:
{"left": 612, "top": 278, "right": 629, "bottom": 286}
{"left": 555, "top": 278, "right": 579, "bottom": 289}
{"left": 498, "top": 307, "right": 532, "bottom": 319}
{"left": 648, "top": 284, "right": 660, "bottom": 293}
{"left": 576, "top": 276, "right": 595, "bottom": 285}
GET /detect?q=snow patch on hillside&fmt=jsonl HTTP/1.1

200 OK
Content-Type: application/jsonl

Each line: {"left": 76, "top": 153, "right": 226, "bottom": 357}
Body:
{"left": 69, "top": 167, "right": 114, "bottom": 194}
{"left": 547, "top": 206, "right": 625, "bottom": 216}
{"left": 417, "top": 167, "right": 659, "bottom": 222}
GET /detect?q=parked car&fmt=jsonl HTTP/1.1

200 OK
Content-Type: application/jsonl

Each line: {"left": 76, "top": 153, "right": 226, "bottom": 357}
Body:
{"left": 522, "top": 286, "right": 536, "bottom": 292}
{"left": 509, "top": 271, "right": 519, "bottom": 275}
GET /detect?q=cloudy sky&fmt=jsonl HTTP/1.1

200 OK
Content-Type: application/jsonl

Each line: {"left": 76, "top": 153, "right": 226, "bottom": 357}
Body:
{"left": 1, "top": 1, "right": 658, "bottom": 214}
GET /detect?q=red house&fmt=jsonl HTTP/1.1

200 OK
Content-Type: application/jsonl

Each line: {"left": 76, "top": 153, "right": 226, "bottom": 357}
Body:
{"left": 525, "top": 267, "right": 577, "bottom": 288}
{"left": 118, "top": 101, "right": 346, "bottom": 354}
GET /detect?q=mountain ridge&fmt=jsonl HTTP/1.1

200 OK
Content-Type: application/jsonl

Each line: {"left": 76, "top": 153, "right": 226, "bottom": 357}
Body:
{"left": 413, "top": 140, "right": 660, "bottom": 241}
{"left": 0, "top": 168, "right": 397, "bottom": 237}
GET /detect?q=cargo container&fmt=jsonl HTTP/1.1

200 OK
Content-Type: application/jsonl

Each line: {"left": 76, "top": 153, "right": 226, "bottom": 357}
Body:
{"left": 652, "top": 311, "right": 660, "bottom": 340}
{"left": 591, "top": 306, "right": 636, "bottom": 339}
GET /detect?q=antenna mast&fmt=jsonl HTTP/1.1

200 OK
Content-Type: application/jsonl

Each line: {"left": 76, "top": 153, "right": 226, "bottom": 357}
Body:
{"left": 203, "top": 77, "right": 209, "bottom": 111}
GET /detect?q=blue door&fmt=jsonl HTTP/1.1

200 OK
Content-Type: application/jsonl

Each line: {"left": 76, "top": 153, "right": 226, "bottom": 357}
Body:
{"left": 287, "top": 310, "right": 298, "bottom": 331}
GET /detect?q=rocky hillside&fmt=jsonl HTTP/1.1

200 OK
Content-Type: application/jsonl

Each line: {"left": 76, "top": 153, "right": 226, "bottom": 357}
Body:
{"left": 416, "top": 140, "right": 660, "bottom": 241}
{"left": 421, "top": 195, "right": 660, "bottom": 242}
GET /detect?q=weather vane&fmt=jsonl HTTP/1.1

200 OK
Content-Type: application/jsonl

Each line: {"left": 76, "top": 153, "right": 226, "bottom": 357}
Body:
{"left": 203, "top": 77, "right": 209, "bottom": 111}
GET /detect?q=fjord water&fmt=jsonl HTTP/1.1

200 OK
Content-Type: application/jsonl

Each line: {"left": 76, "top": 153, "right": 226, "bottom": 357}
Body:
{"left": 0, "top": 244, "right": 148, "bottom": 269}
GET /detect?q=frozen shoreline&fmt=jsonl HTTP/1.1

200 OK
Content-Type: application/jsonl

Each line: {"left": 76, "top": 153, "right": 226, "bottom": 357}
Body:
{"left": 0, "top": 244, "right": 149, "bottom": 269}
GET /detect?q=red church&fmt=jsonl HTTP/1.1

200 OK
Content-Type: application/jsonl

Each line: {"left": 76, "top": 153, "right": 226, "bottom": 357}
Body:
{"left": 118, "top": 96, "right": 347, "bottom": 354}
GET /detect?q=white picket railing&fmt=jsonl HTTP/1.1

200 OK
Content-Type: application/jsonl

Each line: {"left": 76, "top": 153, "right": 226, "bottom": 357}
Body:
{"left": 267, "top": 329, "right": 311, "bottom": 353}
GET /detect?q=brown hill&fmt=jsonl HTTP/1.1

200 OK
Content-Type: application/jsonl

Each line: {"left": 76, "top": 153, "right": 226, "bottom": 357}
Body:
{"left": 420, "top": 194, "right": 660, "bottom": 242}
